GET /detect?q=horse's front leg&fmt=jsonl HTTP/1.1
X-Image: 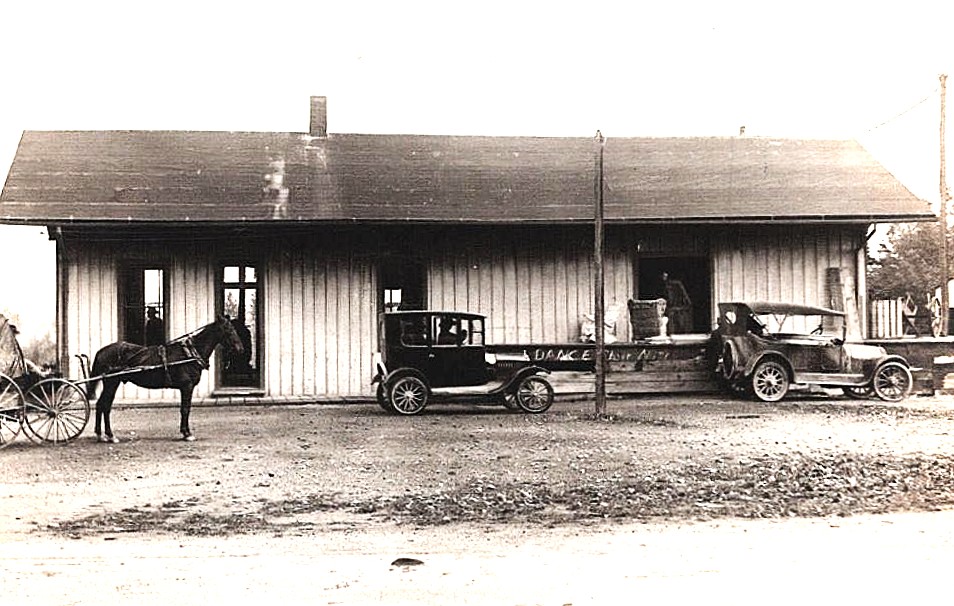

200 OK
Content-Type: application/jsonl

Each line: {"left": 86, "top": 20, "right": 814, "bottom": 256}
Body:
{"left": 179, "top": 387, "right": 195, "bottom": 442}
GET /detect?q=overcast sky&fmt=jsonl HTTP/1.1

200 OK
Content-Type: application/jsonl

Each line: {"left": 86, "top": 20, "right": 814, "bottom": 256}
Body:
{"left": 2, "top": 1, "right": 953, "bottom": 339}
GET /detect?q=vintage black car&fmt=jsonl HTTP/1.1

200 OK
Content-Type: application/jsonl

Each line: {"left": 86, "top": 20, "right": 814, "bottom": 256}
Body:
{"left": 714, "top": 302, "right": 913, "bottom": 402}
{"left": 371, "top": 311, "right": 554, "bottom": 415}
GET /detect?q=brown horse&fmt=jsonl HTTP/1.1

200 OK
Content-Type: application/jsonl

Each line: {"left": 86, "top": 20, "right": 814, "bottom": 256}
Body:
{"left": 86, "top": 315, "right": 244, "bottom": 442}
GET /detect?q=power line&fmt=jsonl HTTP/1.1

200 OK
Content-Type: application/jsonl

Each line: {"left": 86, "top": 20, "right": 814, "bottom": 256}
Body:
{"left": 863, "top": 88, "right": 939, "bottom": 133}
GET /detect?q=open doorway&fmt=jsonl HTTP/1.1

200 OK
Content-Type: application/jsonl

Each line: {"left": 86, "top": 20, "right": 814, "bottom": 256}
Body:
{"left": 637, "top": 256, "right": 711, "bottom": 334}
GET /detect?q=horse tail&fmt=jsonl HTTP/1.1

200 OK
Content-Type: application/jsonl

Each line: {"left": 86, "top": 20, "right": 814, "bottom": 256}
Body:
{"left": 86, "top": 349, "right": 107, "bottom": 401}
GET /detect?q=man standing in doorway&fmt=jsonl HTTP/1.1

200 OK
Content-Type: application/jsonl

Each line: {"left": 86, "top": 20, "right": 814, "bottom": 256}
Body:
{"left": 662, "top": 272, "right": 692, "bottom": 334}
{"left": 145, "top": 306, "right": 164, "bottom": 346}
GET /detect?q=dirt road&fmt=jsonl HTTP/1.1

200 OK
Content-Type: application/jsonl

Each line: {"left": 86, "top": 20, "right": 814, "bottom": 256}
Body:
{"left": 4, "top": 393, "right": 954, "bottom": 604}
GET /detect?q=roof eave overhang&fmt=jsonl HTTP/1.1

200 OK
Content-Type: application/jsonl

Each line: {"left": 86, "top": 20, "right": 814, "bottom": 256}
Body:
{"left": 0, "top": 213, "right": 939, "bottom": 229}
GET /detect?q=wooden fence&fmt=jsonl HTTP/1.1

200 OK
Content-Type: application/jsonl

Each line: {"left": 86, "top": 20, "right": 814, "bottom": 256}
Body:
{"left": 868, "top": 298, "right": 933, "bottom": 338}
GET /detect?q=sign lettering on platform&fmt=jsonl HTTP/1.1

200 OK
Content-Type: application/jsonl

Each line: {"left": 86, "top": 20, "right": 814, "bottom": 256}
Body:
{"left": 526, "top": 347, "right": 671, "bottom": 363}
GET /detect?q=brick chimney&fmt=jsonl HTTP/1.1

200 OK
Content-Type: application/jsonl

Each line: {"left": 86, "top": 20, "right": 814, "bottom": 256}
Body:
{"left": 309, "top": 96, "right": 327, "bottom": 137}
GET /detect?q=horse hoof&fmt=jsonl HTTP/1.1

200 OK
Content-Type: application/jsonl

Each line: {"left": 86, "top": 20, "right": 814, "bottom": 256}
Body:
{"left": 183, "top": 435, "right": 196, "bottom": 442}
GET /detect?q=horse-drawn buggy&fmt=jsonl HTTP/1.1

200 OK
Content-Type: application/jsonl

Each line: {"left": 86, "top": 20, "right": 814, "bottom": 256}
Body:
{"left": 372, "top": 310, "right": 555, "bottom": 415}
{"left": 0, "top": 313, "right": 243, "bottom": 446}
{"left": 0, "top": 314, "right": 90, "bottom": 447}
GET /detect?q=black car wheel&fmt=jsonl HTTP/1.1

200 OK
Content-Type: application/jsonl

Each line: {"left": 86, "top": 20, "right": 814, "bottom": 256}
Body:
{"left": 515, "top": 376, "right": 554, "bottom": 413}
{"left": 499, "top": 391, "right": 519, "bottom": 410}
{"left": 389, "top": 376, "right": 428, "bottom": 415}
{"left": 751, "top": 359, "right": 789, "bottom": 402}
{"left": 872, "top": 361, "right": 912, "bottom": 402}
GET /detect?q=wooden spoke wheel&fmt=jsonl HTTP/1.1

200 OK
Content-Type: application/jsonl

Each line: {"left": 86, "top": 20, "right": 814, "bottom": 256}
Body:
{"left": 0, "top": 374, "right": 24, "bottom": 449}
{"left": 843, "top": 385, "right": 873, "bottom": 399}
{"left": 389, "top": 376, "right": 428, "bottom": 416}
{"left": 23, "top": 379, "right": 90, "bottom": 444}
{"left": 872, "top": 361, "right": 913, "bottom": 402}
{"left": 515, "top": 375, "right": 554, "bottom": 413}
{"left": 751, "top": 359, "right": 789, "bottom": 402}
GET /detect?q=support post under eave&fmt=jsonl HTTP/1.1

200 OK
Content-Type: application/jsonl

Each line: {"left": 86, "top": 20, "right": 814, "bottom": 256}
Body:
{"left": 53, "top": 226, "right": 69, "bottom": 374}
{"left": 594, "top": 131, "right": 606, "bottom": 416}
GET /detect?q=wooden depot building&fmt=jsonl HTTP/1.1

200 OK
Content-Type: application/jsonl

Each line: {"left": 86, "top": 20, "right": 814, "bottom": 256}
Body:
{"left": 0, "top": 97, "right": 935, "bottom": 402}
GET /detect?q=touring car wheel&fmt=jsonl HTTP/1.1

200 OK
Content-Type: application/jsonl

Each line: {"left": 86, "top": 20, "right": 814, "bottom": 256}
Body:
{"left": 515, "top": 376, "right": 554, "bottom": 413}
{"left": 389, "top": 376, "right": 428, "bottom": 415}
{"left": 751, "top": 359, "right": 789, "bottom": 402}
{"left": 24, "top": 379, "right": 90, "bottom": 444}
{"left": 872, "top": 361, "right": 913, "bottom": 402}
{"left": 0, "top": 375, "right": 24, "bottom": 448}
{"left": 375, "top": 382, "right": 394, "bottom": 413}
{"left": 721, "top": 343, "right": 737, "bottom": 381}
{"left": 843, "top": 385, "right": 873, "bottom": 399}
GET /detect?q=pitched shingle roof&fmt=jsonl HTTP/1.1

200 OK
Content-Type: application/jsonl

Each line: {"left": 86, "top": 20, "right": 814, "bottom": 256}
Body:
{"left": 0, "top": 130, "right": 933, "bottom": 225}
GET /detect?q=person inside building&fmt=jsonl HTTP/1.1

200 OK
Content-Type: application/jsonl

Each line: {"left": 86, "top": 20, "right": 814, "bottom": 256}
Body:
{"left": 229, "top": 315, "right": 253, "bottom": 372}
{"left": 144, "top": 306, "right": 165, "bottom": 346}
{"left": 662, "top": 272, "right": 693, "bottom": 334}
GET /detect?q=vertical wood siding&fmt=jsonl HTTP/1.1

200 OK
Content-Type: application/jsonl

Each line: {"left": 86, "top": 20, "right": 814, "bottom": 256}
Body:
{"left": 712, "top": 226, "right": 865, "bottom": 316}
{"left": 66, "top": 240, "right": 218, "bottom": 402}
{"left": 66, "top": 236, "right": 378, "bottom": 400}
{"left": 427, "top": 227, "right": 633, "bottom": 343}
{"left": 263, "top": 244, "right": 376, "bottom": 398}
{"left": 66, "top": 242, "right": 117, "bottom": 383}
{"left": 63, "top": 224, "right": 866, "bottom": 402}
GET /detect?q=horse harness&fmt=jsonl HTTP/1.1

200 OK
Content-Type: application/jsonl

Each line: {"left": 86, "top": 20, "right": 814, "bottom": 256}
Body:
{"left": 158, "top": 337, "right": 208, "bottom": 382}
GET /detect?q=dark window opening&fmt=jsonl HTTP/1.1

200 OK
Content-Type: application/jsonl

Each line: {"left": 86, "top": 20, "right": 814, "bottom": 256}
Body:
{"left": 120, "top": 266, "right": 166, "bottom": 345}
{"left": 380, "top": 260, "right": 425, "bottom": 312}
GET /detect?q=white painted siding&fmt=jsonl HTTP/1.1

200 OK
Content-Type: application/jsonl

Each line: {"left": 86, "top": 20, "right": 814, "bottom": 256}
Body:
{"left": 262, "top": 246, "right": 377, "bottom": 398}
{"left": 712, "top": 226, "right": 864, "bottom": 318}
{"left": 63, "top": 224, "right": 867, "bottom": 401}
{"left": 427, "top": 228, "right": 633, "bottom": 343}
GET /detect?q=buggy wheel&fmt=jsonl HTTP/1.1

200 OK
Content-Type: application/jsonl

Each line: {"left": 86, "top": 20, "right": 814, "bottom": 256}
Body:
{"left": 0, "top": 374, "right": 24, "bottom": 448}
{"left": 751, "top": 360, "right": 789, "bottom": 402}
{"left": 515, "top": 375, "right": 554, "bottom": 413}
{"left": 375, "top": 382, "right": 394, "bottom": 413}
{"left": 24, "top": 379, "right": 90, "bottom": 444}
{"left": 872, "top": 361, "right": 912, "bottom": 402}
{"left": 389, "top": 376, "right": 428, "bottom": 416}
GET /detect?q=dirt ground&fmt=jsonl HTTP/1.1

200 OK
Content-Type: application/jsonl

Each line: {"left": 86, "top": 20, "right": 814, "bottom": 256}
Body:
{"left": 4, "top": 391, "right": 954, "bottom": 605}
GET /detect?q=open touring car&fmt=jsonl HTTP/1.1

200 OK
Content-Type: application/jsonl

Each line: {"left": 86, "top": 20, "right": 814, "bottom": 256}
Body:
{"left": 713, "top": 302, "right": 913, "bottom": 402}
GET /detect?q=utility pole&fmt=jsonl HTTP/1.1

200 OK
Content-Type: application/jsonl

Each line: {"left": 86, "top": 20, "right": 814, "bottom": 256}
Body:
{"left": 941, "top": 74, "right": 950, "bottom": 336}
{"left": 594, "top": 131, "right": 607, "bottom": 416}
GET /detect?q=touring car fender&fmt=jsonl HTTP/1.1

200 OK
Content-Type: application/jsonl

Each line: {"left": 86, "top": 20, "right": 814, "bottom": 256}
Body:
{"left": 742, "top": 350, "right": 793, "bottom": 380}
{"left": 878, "top": 354, "right": 911, "bottom": 369}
